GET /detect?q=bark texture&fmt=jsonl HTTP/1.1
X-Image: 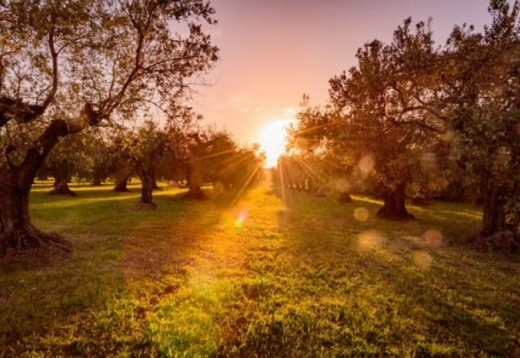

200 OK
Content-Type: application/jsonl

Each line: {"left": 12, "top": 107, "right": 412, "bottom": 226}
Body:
{"left": 376, "top": 184, "right": 415, "bottom": 220}
{"left": 0, "top": 119, "right": 78, "bottom": 254}
{"left": 481, "top": 179, "right": 506, "bottom": 237}
{"left": 113, "top": 176, "right": 130, "bottom": 192}
{"left": 135, "top": 173, "right": 157, "bottom": 210}
{"left": 48, "top": 179, "right": 77, "bottom": 196}
{"left": 134, "top": 150, "right": 164, "bottom": 210}
{"left": 183, "top": 161, "right": 207, "bottom": 200}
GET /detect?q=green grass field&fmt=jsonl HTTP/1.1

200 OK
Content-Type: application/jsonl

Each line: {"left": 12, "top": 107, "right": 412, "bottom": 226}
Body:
{"left": 1, "top": 181, "right": 519, "bottom": 356}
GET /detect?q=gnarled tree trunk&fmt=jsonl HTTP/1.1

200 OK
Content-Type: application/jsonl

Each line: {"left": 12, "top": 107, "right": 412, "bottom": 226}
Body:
{"left": 134, "top": 154, "right": 162, "bottom": 210}
{"left": 481, "top": 179, "right": 506, "bottom": 237}
{"left": 49, "top": 178, "right": 77, "bottom": 196}
{"left": 0, "top": 119, "right": 78, "bottom": 254}
{"left": 376, "top": 183, "right": 414, "bottom": 220}
{"left": 113, "top": 175, "right": 130, "bottom": 192}
{"left": 0, "top": 171, "right": 40, "bottom": 252}
{"left": 182, "top": 133, "right": 216, "bottom": 200}
{"left": 184, "top": 160, "right": 206, "bottom": 200}
{"left": 473, "top": 178, "right": 520, "bottom": 253}
{"left": 91, "top": 175, "right": 103, "bottom": 186}
{"left": 48, "top": 164, "right": 76, "bottom": 196}
{"left": 135, "top": 173, "right": 156, "bottom": 210}
{"left": 152, "top": 175, "right": 161, "bottom": 191}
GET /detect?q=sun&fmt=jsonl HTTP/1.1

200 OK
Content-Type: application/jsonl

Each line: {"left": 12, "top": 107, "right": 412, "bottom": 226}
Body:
{"left": 257, "top": 119, "right": 294, "bottom": 168}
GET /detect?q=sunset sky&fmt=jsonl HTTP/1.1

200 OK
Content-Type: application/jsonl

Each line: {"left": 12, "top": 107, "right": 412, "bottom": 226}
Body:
{"left": 191, "top": 0, "right": 493, "bottom": 166}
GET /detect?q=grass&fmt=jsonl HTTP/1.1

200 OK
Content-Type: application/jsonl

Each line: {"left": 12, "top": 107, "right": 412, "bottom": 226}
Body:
{"left": 1, "top": 181, "right": 519, "bottom": 356}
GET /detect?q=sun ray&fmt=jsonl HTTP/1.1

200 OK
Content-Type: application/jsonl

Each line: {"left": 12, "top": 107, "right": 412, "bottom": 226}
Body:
{"left": 229, "top": 164, "right": 261, "bottom": 208}
{"left": 278, "top": 161, "right": 287, "bottom": 205}
{"left": 295, "top": 157, "right": 329, "bottom": 188}
{"left": 196, "top": 148, "right": 238, "bottom": 161}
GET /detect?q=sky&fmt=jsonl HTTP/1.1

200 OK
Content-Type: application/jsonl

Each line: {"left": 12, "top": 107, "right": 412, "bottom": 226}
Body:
{"left": 189, "top": 0, "right": 494, "bottom": 166}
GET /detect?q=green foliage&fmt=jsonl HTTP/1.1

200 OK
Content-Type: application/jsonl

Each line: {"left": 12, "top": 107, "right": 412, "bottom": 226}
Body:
{"left": 441, "top": 0, "right": 520, "bottom": 233}
{"left": 44, "top": 132, "right": 94, "bottom": 184}
{"left": 0, "top": 0, "right": 219, "bottom": 194}
{"left": 291, "top": 0, "right": 520, "bottom": 232}
{"left": 292, "top": 20, "right": 445, "bottom": 204}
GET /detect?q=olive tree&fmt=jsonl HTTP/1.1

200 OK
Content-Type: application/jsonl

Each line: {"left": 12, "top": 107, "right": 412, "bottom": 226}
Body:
{"left": 441, "top": 0, "right": 520, "bottom": 244}
{"left": 294, "top": 20, "right": 444, "bottom": 220}
{"left": 0, "top": 0, "right": 218, "bottom": 253}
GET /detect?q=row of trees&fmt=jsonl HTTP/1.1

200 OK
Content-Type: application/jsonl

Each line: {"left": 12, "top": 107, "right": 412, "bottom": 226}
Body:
{"left": 0, "top": 0, "right": 222, "bottom": 253}
{"left": 40, "top": 120, "right": 265, "bottom": 209}
{"left": 280, "top": 0, "right": 520, "bottom": 245}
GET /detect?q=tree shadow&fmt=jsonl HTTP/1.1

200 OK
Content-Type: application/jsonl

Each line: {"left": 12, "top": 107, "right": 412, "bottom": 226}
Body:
{"left": 0, "top": 185, "right": 224, "bottom": 355}
{"left": 272, "top": 188, "right": 518, "bottom": 355}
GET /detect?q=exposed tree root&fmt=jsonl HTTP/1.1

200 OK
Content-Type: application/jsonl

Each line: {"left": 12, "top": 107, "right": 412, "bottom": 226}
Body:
{"left": 0, "top": 228, "right": 72, "bottom": 256}
{"left": 48, "top": 184, "right": 77, "bottom": 196}
{"left": 113, "top": 180, "right": 130, "bottom": 192}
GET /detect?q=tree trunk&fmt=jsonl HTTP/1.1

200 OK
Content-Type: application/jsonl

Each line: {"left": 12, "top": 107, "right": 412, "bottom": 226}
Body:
{"left": 135, "top": 173, "right": 157, "bottom": 210}
{"left": 183, "top": 160, "right": 207, "bottom": 200}
{"left": 134, "top": 157, "right": 159, "bottom": 210}
{"left": 91, "top": 175, "right": 102, "bottom": 186}
{"left": 0, "top": 106, "right": 92, "bottom": 254}
{"left": 0, "top": 173, "right": 33, "bottom": 252}
{"left": 473, "top": 178, "right": 520, "bottom": 253}
{"left": 113, "top": 175, "right": 130, "bottom": 192}
{"left": 338, "top": 192, "right": 352, "bottom": 203}
{"left": 151, "top": 176, "right": 161, "bottom": 191}
{"left": 48, "top": 160, "right": 77, "bottom": 196}
{"left": 481, "top": 179, "right": 506, "bottom": 237}
{"left": 49, "top": 178, "right": 77, "bottom": 196}
{"left": 0, "top": 166, "right": 71, "bottom": 254}
{"left": 376, "top": 184, "right": 414, "bottom": 220}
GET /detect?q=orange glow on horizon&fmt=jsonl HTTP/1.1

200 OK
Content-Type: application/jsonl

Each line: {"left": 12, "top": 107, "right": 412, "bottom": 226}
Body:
{"left": 257, "top": 119, "right": 295, "bottom": 168}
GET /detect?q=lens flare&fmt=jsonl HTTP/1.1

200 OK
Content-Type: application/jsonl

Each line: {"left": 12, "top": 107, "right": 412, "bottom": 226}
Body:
{"left": 234, "top": 210, "right": 249, "bottom": 229}
{"left": 423, "top": 229, "right": 443, "bottom": 247}
{"left": 335, "top": 178, "right": 351, "bottom": 192}
{"left": 353, "top": 207, "right": 369, "bottom": 222}
{"left": 413, "top": 251, "right": 433, "bottom": 270}
{"left": 358, "top": 230, "right": 386, "bottom": 251}
{"left": 358, "top": 155, "right": 374, "bottom": 175}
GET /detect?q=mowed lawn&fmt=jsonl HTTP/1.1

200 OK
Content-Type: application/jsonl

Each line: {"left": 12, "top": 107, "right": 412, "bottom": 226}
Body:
{"left": 1, "top": 181, "right": 519, "bottom": 356}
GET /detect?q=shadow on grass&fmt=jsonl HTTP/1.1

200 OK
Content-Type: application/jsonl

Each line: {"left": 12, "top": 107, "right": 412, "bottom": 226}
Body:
{"left": 268, "top": 185, "right": 518, "bottom": 355}
{"left": 2, "top": 182, "right": 518, "bottom": 356}
{"left": 0, "top": 184, "right": 227, "bottom": 356}
{"left": 274, "top": 183, "right": 481, "bottom": 244}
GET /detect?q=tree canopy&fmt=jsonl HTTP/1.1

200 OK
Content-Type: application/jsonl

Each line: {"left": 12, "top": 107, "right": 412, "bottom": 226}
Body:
{"left": 288, "top": 0, "right": 520, "bottom": 246}
{"left": 0, "top": 0, "right": 219, "bottom": 253}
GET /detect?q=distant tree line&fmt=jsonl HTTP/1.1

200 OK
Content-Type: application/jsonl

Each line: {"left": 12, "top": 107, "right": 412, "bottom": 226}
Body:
{"left": 39, "top": 118, "right": 265, "bottom": 209}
